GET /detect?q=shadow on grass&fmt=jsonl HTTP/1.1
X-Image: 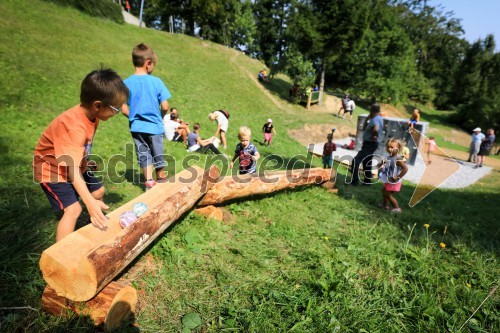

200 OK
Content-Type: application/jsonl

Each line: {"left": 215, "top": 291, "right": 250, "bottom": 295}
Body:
{"left": 333, "top": 164, "right": 500, "bottom": 253}
{"left": 0, "top": 309, "right": 140, "bottom": 332}
{"left": 259, "top": 77, "right": 293, "bottom": 102}
{"left": 404, "top": 104, "right": 453, "bottom": 126}
{"left": 0, "top": 185, "right": 140, "bottom": 331}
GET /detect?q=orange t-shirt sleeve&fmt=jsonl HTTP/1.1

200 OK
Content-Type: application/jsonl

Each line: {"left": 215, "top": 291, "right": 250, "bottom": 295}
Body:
{"left": 52, "top": 123, "right": 86, "bottom": 170}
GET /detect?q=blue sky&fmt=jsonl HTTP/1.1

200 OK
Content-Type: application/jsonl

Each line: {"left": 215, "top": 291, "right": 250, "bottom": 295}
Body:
{"left": 430, "top": 0, "right": 499, "bottom": 49}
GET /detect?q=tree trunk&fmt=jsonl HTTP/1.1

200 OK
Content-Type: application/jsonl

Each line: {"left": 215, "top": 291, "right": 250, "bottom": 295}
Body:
{"left": 198, "top": 168, "right": 333, "bottom": 206}
{"left": 42, "top": 282, "right": 137, "bottom": 330}
{"left": 40, "top": 166, "right": 220, "bottom": 302}
{"left": 318, "top": 54, "right": 326, "bottom": 107}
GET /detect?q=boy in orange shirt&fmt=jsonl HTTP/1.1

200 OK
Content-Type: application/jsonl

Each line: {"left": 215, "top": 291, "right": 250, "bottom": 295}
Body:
{"left": 33, "top": 69, "right": 129, "bottom": 242}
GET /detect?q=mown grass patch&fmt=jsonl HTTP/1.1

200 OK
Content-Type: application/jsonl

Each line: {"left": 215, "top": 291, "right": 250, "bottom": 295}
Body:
{"left": 0, "top": 1, "right": 498, "bottom": 332}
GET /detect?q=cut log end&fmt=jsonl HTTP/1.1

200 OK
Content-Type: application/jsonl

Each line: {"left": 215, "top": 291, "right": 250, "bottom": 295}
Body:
{"left": 39, "top": 250, "right": 97, "bottom": 302}
{"left": 42, "top": 282, "right": 137, "bottom": 330}
{"left": 40, "top": 165, "right": 220, "bottom": 302}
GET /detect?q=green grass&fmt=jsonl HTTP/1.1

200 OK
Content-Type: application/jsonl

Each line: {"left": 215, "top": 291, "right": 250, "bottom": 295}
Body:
{"left": 0, "top": 1, "right": 499, "bottom": 332}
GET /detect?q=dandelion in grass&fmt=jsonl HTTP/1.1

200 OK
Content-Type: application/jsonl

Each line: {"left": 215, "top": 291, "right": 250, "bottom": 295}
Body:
{"left": 466, "top": 283, "right": 471, "bottom": 288}
{"left": 440, "top": 242, "right": 446, "bottom": 248}
{"left": 424, "top": 224, "right": 431, "bottom": 253}
{"left": 324, "top": 236, "right": 329, "bottom": 241}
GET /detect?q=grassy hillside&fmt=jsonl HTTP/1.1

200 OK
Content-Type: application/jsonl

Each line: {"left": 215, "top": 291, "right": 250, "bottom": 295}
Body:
{"left": 0, "top": 0, "right": 498, "bottom": 332}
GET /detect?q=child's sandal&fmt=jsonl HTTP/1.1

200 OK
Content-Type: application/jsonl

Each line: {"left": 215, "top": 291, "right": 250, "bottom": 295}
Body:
{"left": 391, "top": 208, "right": 402, "bottom": 214}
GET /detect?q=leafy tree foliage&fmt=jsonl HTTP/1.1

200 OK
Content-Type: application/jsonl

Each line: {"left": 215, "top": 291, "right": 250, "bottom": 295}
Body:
{"left": 284, "top": 48, "right": 315, "bottom": 88}
{"left": 119, "top": 0, "right": 497, "bottom": 133}
{"left": 252, "top": 0, "right": 291, "bottom": 74}
{"left": 451, "top": 36, "right": 500, "bottom": 131}
{"left": 232, "top": 1, "right": 257, "bottom": 52}
{"left": 396, "top": 0, "right": 467, "bottom": 108}
{"left": 332, "top": 2, "right": 415, "bottom": 103}
{"left": 287, "top": 0, "right": 373, "bottom": 105}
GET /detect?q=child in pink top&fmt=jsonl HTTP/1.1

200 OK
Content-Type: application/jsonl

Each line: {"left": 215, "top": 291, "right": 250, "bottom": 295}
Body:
{"left": 378, "top": 138, "right": 408, "bottom": 213}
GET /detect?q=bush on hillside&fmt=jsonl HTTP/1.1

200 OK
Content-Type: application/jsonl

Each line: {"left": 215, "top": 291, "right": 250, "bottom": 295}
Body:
{"left": 43, "top": 0, "right": 124, "bottom": 24}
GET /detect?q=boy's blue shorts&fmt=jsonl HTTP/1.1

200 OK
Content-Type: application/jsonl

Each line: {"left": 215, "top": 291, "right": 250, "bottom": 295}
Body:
{"left": 323, "top": 156, "right": 333, "bottom": 167}
{"left": 41, "top": 171, "right": 103, "bottom": 212}
{"left": 131, "top": 132, "right": 166, "bottom": 168}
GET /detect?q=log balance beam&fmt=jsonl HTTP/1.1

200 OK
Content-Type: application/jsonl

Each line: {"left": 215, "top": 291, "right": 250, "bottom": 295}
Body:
{"left": 40, "top": 165, "right": 220, "bottom": 302}
{"left": 199, "top": 167, "right": 334, "bottom": 206}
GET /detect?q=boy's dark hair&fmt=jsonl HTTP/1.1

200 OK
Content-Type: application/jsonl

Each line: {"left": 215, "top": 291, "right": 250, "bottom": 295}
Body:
{"left": 370, "top": 103, "right": 381, "bottom": 114}
{"left": 80, "top": 68, "right": 129, "bottom": 107}
{"left": 170, "top": 113, "right": 179, "bottom": 120}
{"left": 193, "top": 123, "right": 200, "bottom": 130}
{"left": 132, "top": 43, "right": 156, "bottom": 67}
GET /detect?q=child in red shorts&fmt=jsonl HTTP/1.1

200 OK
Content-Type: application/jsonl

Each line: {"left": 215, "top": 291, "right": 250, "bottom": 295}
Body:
{"left": 378, "top": 138, "right": 408, "bottom": 213}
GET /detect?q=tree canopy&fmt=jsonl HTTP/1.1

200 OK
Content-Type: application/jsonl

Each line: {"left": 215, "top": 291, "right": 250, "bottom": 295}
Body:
{"left": 124, "top": 0, "right": 499, "bottom": 132}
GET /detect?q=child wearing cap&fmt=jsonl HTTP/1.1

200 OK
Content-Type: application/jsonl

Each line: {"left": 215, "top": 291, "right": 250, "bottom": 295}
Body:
{"left": 262, "top": 118, "right": 277, "bottom": 146}
{"left": 467, "top": 127, "right": 484, "bottom": 163}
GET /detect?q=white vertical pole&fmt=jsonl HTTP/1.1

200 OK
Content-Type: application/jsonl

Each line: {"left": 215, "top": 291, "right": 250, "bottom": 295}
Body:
{"left": 139, "top": 0, "right": 145, "bottom": 28}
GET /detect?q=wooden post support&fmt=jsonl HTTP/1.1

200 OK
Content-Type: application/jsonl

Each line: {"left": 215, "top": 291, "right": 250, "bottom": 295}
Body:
{"left": 42, "top": 282, "right": 137, "bottom": 330}
{"left": 194, "top": 205, "right": 224, "bottom": 221}
{"left": 40, "top": 166, "right": 220, "bottom": 301}
{"left": 198, "top": 167, "right": 333, "bottom": 206}
{"left": 306, "top": 92, "right": 312, "bottom": 110}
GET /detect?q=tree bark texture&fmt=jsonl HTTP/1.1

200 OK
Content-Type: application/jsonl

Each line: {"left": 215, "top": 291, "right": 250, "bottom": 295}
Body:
{"left": 40, "top": 166, "right": 220, "bottom": 301}
{"left": 198, "top": 168, "right": 334, "bottom": 206}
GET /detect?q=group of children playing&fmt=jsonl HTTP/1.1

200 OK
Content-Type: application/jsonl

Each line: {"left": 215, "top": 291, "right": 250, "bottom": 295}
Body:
{"left": 33, "top": 43, "right": 279, "bottom": 241}
{"left": 35, "top": 41, "right": 441, "bottom": 242}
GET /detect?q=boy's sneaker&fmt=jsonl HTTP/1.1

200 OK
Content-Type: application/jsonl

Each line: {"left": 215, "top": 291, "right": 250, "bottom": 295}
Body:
{"left": 145, "top": 179, "right": 157, "bottom": 190}
{"left": 157, "top": 177, "right": 168, "bottom": 183}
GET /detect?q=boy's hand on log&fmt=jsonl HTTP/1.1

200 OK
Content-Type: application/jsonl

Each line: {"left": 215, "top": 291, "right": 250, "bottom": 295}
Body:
{"left": 88, "top": 200, "right": 109, "bottom": 230}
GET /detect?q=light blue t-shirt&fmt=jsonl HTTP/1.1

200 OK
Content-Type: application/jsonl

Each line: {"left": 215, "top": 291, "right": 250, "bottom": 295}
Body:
{"left": 363, "top": 115, "right": 384, "bottom": 143}
{"left": 472, "top": 132, "right": 485, "bottom": 143}
{"left": 124, "top": 74, "right": 171, "bottom": 134}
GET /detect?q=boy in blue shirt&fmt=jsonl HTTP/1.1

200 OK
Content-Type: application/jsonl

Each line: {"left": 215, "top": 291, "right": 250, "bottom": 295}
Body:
{"left": 122, "top": 43, "right": 171, "bottom": 190}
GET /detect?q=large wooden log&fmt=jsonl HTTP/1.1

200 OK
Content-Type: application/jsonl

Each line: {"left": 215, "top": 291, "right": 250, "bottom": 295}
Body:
{"left": 198, "top": 167, "right": 333, "bottom": 206}
{"left": 40, "top": 166, "right": 220, "bottom": 301}
{"left": 42, "top": 282, "right": 137, "bottom": 330}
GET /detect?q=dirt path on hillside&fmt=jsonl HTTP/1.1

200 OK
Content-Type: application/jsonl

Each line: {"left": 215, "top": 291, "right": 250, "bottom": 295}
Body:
{"left": 229, "top": 51, "right": 293, "bottom": 114}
